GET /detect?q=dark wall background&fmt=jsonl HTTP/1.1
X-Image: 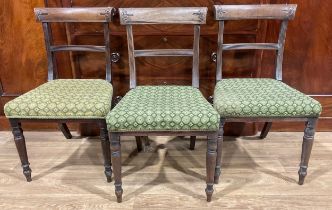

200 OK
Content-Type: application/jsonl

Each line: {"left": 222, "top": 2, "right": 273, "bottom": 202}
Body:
{"left": 1, "top": 0, "right": 331, "bottom": 135}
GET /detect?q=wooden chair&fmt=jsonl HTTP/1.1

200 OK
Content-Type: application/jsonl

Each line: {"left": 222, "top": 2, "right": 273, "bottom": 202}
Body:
{"left": 4, "top": 7, "right": 117, "bottom": 183}
{"left": 212, "top": 4, "right": 322, "bottom": 185}
{"left": 106, "top": 7, "right": 220, "bottom": 202}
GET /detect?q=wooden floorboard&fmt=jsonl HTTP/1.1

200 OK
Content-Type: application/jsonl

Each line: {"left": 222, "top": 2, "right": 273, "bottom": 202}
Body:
{"left": 0, "top": 131, "right": 331, "bottom": 209}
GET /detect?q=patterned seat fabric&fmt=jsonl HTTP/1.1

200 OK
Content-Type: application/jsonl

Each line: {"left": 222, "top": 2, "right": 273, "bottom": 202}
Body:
{"left": 4, "top": 79, "right": 113, "bottom": 119}
{"left": 106, "top": 86, "right": 220, "bottom": 132}
{"left": 214, "top": 78, "right": 322, "bottom": 118}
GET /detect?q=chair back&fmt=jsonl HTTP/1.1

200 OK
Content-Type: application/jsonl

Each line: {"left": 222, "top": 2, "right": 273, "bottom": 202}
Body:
{"left": 34, "top": 7, "right": 115, "bottom": 82}
{"left": 214, "top": 4, "right": 297, "bottom": 81}
{"left": 119, "top": 7, "right": 208, "bottom": 89}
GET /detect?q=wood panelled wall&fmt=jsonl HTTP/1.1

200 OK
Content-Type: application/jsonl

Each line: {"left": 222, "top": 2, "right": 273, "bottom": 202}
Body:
{"left": 0, "top": 0, "right": 331, "bottom": 134}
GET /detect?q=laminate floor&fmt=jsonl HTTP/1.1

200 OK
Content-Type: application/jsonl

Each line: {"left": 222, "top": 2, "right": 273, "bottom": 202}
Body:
{"left": 0, "top": 131, "right": 331, "bottom": 209}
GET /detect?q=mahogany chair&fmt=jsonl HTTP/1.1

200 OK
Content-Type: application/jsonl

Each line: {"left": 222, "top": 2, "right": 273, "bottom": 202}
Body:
{"left": 212, "top": 5, "right": 322, "bottom": 185}
{"left": 106, "top": 7, "right": 220, "bottom": 202}
{"left": 4, "top": 7, "right": 117, "bottom": 183}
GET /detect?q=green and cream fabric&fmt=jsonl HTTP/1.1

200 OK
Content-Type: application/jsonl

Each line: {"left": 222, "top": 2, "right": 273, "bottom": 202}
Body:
{"left": 214, "top": 78, "right": 322, "bottom": 118}
{"left": 106, "top": 86, "right": 220, "bottom": 132}
{"left": 4, "top": 79, "right": 113, "bottom": 119}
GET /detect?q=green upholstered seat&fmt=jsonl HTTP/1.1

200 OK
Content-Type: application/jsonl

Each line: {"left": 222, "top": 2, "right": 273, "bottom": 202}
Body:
{"left": 4, "top": 79, "right": 113, "bottom": 119}
{"left": 106, "top": 86, "right": 220, "bottom": 132}
{"left": 214, "top": 78, "right": 322, "bottom": 118}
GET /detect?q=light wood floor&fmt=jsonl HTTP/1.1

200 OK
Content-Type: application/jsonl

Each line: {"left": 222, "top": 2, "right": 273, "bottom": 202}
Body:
{"left": 0, "top": 131, "right": 331, "bottom": 210}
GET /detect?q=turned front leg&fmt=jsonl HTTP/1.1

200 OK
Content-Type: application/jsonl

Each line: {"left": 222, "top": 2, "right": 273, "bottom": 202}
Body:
{"left": 100, "top": 121, "right": 112, "bottom": 182}
{"left": 110, "top": 133, "right": 123, "bottom": 202}
{"left": 214, "top": 120, "right": 225, "bottom": 184}
{"left": 9, "top": 119, "right": 32, "bottom": 182}
{"left": 298, "top": 118, "right": 317, "bottom": 185}
{"left": 206, "top": 133, "right": 218, "bottom": 202}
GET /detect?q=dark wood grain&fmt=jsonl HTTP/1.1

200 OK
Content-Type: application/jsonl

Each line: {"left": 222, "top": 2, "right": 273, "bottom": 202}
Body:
{"left": 0, "top": 0, "right": 47, "bottom": 99}
{"left": 259, "top": 0, "right": 332, "bottom": 132}
{"left": 260, "top": 0, "right": 332, "bottom": 94}
{"left": 0, "top": 0, "right": 73, "bottom": 130}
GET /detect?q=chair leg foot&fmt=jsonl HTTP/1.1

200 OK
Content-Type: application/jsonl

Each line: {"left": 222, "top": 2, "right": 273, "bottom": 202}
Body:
{"left": 298, "top": 166, "right": 307, "bottom": 185}
{"left": 214, "top": 166, "right": 221, "bottom": 184}
{"left": 205, "top": 183, "right": 214, "bottom": 202}
{"left": 298, "top": 176, "right": 305, "bottom": 185}
{"left": 107, "top": 177, "right": 112, "bottom": 183}
{"left": 189, "top": 136, "right": 196, "bottom": 150}
{"left": 105, "top": 166, "right": 113, "bottom": 183}
{"left": 22, "top": 164, "right": 32, "bottom": 182}
{"left": 298, "top": 118, "right": 317, "bottom": 185}
{"left": 115, "top": 185, "right": 123, "bottom": 203}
